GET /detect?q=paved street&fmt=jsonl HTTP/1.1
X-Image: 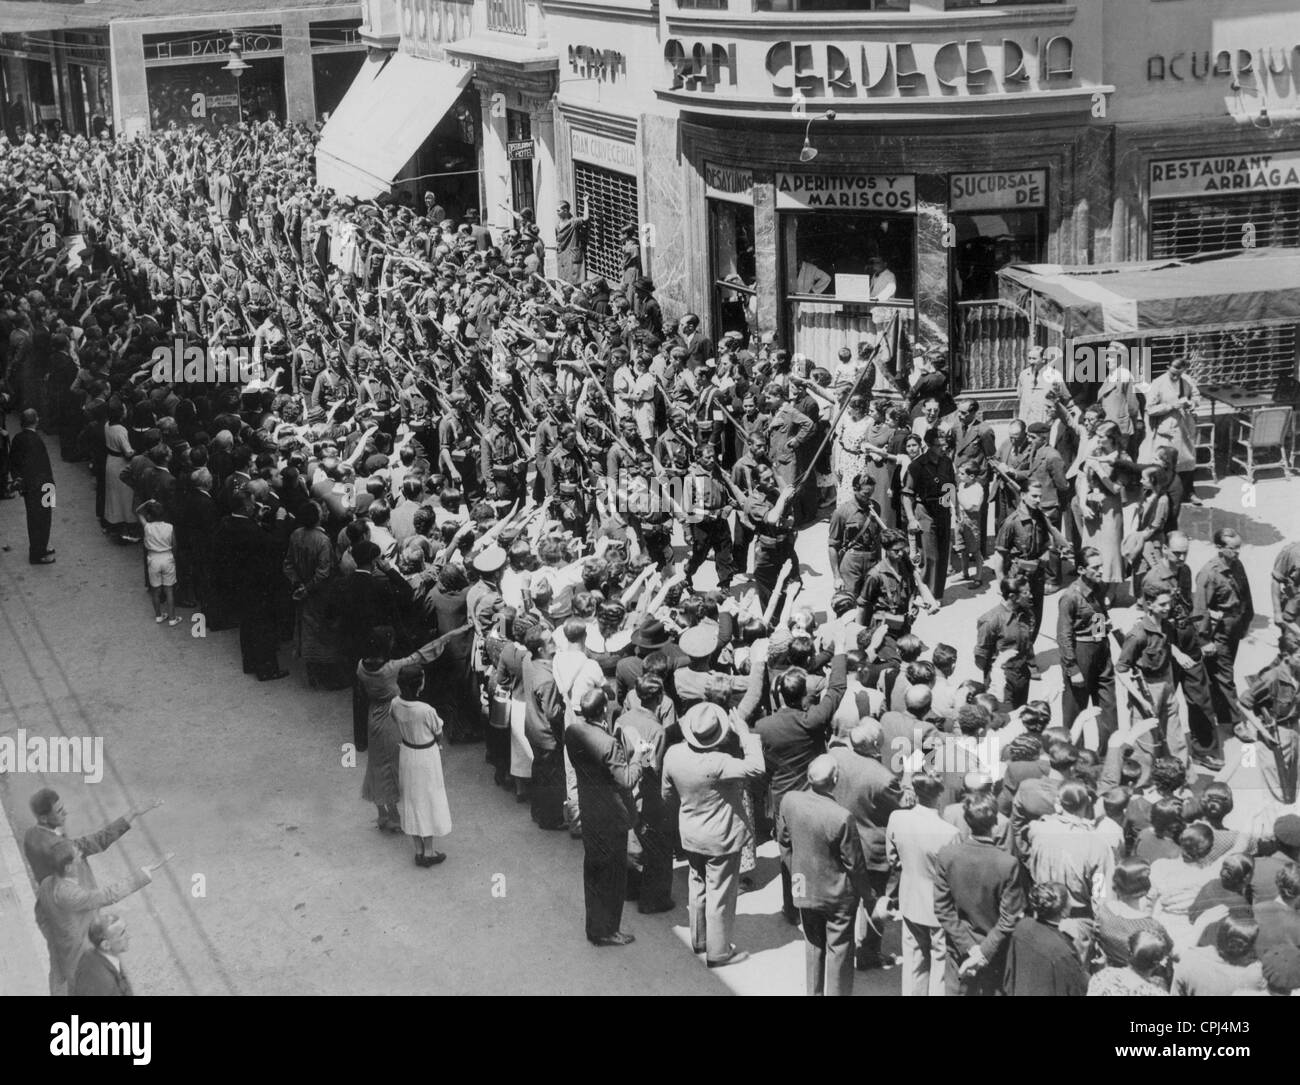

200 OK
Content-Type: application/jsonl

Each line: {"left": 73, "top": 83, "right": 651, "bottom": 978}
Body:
{"left": 0, "top": 444, "right": 1293, "bottom": 996}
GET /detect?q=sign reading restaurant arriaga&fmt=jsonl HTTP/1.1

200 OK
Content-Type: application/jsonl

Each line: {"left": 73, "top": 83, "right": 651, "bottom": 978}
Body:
{"left": 1150, "top": 152, "right": 1300, "bottom": 200}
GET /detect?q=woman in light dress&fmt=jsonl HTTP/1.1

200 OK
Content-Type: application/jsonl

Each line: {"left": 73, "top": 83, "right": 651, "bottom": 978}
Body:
{"left": 833, "top": 394, "right": 873, "bottom": 507}
{"left": 393, "top": 664, "right": 453, "bottom": 867}
{"left": 357, "top": 626, "right": 457, "bottom": 834}
{"left": 103, "top": 400, "right": 137, "bottom": 541}
{"left": 1075, "top": 420, "right": 1128, "bottom": 587}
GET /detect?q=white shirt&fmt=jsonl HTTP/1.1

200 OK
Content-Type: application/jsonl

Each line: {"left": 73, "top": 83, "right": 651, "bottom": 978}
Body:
{"left": 869, "top": 269, "right": 897, "bottom": 301}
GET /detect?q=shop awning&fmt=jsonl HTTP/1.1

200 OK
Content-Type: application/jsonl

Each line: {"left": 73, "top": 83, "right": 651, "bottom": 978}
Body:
{"left": 997, "top": 248, "right": 1300, "bottom": 342}
{"left": 315, "top": 51, "right": 470, "bottom": 200}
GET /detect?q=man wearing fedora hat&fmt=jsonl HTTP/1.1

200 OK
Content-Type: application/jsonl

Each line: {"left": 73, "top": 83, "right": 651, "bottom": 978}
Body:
{"left": 663, "top": 684, "right": 768, "bottom": 967}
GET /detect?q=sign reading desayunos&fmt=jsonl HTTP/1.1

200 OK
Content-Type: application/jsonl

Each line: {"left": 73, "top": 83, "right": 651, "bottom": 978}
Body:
{"left": 950, "top": 170, "right": 1048, "bottom": 212}
{"left": 571, "top": 129, "right": 637, "bottom": 175}
{"left": 776, "top": 173, "right": 916, "bottom": 212}
{"left": 705, "top": 163, "right": 754, "bottom": 205}
{"left": 1150, "top": 152, "right": 1300, "bottom": 200}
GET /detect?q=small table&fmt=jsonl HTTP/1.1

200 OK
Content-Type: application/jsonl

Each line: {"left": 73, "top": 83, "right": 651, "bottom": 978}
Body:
{"left": 1200, "top": 385, "right": 1278, "bottom": 414}
{"left": 1199, "top": 384, "right": 1292, "bottom": 477}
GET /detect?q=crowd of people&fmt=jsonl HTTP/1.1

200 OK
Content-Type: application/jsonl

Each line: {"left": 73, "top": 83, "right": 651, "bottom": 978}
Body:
{"left": 3, "top": 118, "right": 1300, "bottom": 997}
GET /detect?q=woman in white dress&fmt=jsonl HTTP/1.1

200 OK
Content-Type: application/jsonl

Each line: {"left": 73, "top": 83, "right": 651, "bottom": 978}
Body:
{"left": 393, "top": 665, "right": 453, "bottom": 867}
{"left": 833, "top": 394, "right": 872, "bottom": 507}
{"left": 103, "top": 400, "right": 137, "bottom": 538}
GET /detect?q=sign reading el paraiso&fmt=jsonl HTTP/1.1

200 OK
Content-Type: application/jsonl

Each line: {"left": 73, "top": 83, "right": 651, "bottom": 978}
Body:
{"left": 776, "top": 173, "right": 916, "bottom": 212}
{"left": 1150, "top": 153, "right": 1300, "bottom": 200}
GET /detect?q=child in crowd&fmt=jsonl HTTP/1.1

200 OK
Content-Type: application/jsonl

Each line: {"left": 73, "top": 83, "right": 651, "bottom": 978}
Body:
{"left": 136, "top": 500, "right": 180, "bottom": 626}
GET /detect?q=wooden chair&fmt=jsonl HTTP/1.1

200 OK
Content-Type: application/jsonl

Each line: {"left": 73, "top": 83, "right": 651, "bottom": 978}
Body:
{"left": 1232, "top": 405, "right": 1294, "bottom": 484}
{"left": 1193, "top": 405, "right": 1218, "bottom": 482}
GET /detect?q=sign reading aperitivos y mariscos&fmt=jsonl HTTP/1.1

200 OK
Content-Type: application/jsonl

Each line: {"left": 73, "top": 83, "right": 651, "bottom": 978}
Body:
{"left": 950, "top": 170, "right": 1048, "bottom": 212}
{"left": 776, "top": 173, "right": 916, "bottom": 212}
{"left": 1150, "top": 152, "right": 1300, "bottom": 200}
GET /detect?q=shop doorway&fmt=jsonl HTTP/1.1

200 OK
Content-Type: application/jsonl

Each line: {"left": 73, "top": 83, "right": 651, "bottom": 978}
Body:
{"left": 708, "top": 198, "right": 756, "bottom": 345}
{"left": 951, "top": 209, "right": 1043, "bottom": 391}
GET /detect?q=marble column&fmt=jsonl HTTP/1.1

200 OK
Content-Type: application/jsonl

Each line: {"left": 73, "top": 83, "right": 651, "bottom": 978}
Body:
{"left": 913, "top": 172, "right": 950, "bottom": 358}
{"left": 641, "top": 113, "right": 687, "bottom": 320}
{"left": 752, "top": 172, "right": 780, "bottom": 342}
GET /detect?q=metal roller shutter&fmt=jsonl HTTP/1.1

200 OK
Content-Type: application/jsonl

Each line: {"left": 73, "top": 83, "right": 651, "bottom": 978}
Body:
{"left": 1150, "top": 191, "right": 1300, "bottom": 259}
{"left": 573, "top": 161, "right": 638, "bottom": 284}
{"left": 1147, "top": 325, "right": 1298, "bottom": 392}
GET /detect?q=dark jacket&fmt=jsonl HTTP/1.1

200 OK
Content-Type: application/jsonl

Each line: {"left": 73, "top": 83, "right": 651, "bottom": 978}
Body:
{"left": 779, "top": 789, "right": 875, "bottom": 911}
{"left": 1003, "top": 917, "right": 1087, "bottom": 996}
{"left": 933, "top": 835, "right": 1025, "bottom": 967}
{"left": 755, "top": 654, "right": 847, "bottom": 812}
{"left": 564, "top": 720, "right": 640, "bottom": 840}
{"left": 72, "top": 950, "right": 134, "bottom": 996}
{"left": 827, "top": 744, "right": 902, "bottom": 872}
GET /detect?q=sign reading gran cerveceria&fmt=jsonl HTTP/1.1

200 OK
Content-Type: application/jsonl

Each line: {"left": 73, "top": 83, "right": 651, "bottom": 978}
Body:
{"left": 1150, "top": 152, "right": 1300, "bottom": 200}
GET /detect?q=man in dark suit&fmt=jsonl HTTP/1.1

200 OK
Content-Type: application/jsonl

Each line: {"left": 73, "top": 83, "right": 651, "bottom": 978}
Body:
{"left": 212, "top": 492, "right": 288, "bottom": 682}
{"left": 933, "top": 793, "right": 1026, "bottom": 996}
{"left": 564, "top": 688, "right": 641, "bottom": 947}
{"left": 8, "top": 409, "right": 55, "bottom": 563}
{"left": 668, "top": 313, "right": 714, "bottom": 370}
{"left": 781, "top": 755, "right": 878, "bottom": 996}
{"left": 756, "top": 633, "right": 847, "bottom": 923}
{"left": 828, "top": 721, "right": 904, "bottom": 970}
{"left": 329, "top": 539, "right": 416, "bottom": 748}
{"left": 72, "top": 913, "right": 134, "bottom": 996}
{"left": 617, "top": 674, "right": 674, "bottom": 914}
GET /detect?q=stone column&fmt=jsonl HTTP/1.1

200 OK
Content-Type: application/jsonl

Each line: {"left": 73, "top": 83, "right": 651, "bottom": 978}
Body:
{"left": 478, "top": 84, "right": 510, "bottom": 233}
{"left": 281, "top": 15, "right": 317, "bottom": 125}
{"left": 109, "top": 23, "right": 150, "bottom": 136}
{"left": 913, "top": 173, "right": 950, "bottom": 357}
{"left": 528, "top": 97, "right": 557, "bottom": 275}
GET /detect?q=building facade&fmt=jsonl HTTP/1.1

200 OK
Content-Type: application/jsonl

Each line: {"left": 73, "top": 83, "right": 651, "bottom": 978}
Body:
{"left": 319, "top": 0, "right": 1300, "bottom": 395}
{"left": 109, "top": 4, "right": 366, "bottom": 136}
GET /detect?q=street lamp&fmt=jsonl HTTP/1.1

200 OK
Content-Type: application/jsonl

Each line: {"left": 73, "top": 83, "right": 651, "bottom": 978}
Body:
{"left": 222, "top": 33, "right": 250, "bottom": 124}
{"left": 799, "top": 110, "right": 836, "bottom": 163}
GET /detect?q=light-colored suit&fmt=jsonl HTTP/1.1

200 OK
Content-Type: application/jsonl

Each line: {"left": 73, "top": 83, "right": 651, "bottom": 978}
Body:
{"left": 886, "top": 804, "right": 958, "bottom": 996}
{"left": 35, "top": 868, "right": 151, "bottom": 996}
{"left": 663, "top": 731, "right": 766, "bottom": 961}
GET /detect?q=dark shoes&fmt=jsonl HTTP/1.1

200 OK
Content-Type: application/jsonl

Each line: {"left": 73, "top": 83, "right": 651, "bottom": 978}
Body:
{"left": 706, "top": 945, "right": 749, "bottom": 968}
{"left": 415, "top": 852, "right": 447, "bottom": 867}
{"left": 29, "top": 554, "right": 55, "bottom": 565}
{"left": 856, "top": 951, "right": 901, "bottom": 972}
{"left": 782, "top": 906, "right": 801, "bottom": 926}
{"left": 637, "top": 900, "right": 676, "bottom": 915}
{"left": 257, "top": 670, "right": 290, "bottom": 682}
{"left": 590, "top": 931, "right": 635, "bottom": 947}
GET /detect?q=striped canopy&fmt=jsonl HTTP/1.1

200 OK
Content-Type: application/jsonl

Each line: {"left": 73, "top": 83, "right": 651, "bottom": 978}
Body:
{"left": 997, "top": 248, "right": 1300, "bottom": 342}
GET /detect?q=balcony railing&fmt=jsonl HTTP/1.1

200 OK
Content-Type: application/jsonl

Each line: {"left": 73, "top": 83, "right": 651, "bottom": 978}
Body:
{"left": 487, "top": 0, "right": 527, "bottom": 35}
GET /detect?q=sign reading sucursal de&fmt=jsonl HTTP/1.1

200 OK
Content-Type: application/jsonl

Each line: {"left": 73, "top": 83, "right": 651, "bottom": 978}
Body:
{"left": 1150, "top": 153, "right": 1300, "bottom": 200}
{"left": 950, "top": 170, "right": 1047, "bottom": 212}
{"left": 776, "top": 173, "right": 916, "bottom": 212}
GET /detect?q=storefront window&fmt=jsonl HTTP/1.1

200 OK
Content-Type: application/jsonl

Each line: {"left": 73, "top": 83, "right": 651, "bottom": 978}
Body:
{"left": 709, "top": 199, "right": 756, "bottom": 344}
{"left": 783, "top": 210, "right": 915, "bottom": 302}
{"left": 952, "top": 211, "right": 1043, "bottom": 302}
{"left": 146, "top": 58, "right": 286, "bottom": 129}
